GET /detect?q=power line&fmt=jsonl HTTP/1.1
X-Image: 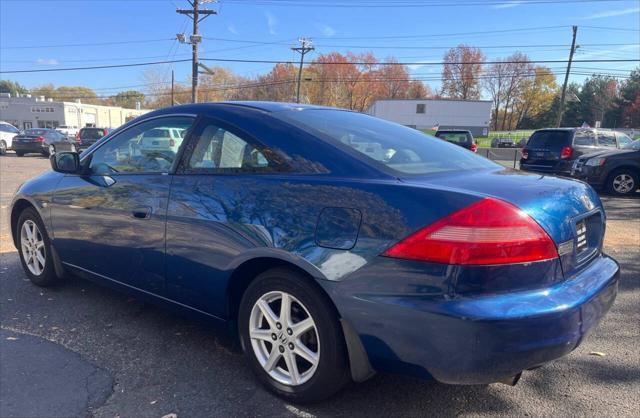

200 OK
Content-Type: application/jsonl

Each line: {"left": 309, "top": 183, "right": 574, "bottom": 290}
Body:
{"left": 2, "top": 57, "right": 638, "bottom": 74}
{"left": 222, "top": 0, "right": 630, "bottom": 8}
{"left": 0, "top": 38, "right": 175, "bottom": 50}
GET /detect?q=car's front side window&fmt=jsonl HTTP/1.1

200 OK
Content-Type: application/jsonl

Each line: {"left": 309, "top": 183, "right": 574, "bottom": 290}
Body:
{"left": 597, "top": 131, "right": 617, "bottom": 147}
{"left": 617, "top": 133, "right": 633, "bottom": 147}
{"left": 89, "top": 116, "right": 194, "bottom": 175}
{"left": 184, "top": 120, "right": 287, "bottom": 173}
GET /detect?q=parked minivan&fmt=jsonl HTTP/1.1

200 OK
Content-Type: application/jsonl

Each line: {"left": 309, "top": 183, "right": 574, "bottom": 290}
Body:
{"left": 434, "top": 129, "right": 477, "bottom": 153}
{"left": 520, "top": 128, "right": 634, "bottom": 176}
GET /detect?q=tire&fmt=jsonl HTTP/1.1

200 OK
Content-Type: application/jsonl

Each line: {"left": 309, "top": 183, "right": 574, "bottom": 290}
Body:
{"left": 238, "top": 267, "right": 350, "bottom": 403}
{"left": 0, "top": 140, "right": 6, "bottom": 155}
{"left": 15, "top": 151, "right": 24, "bottom": 157}
{"left": 606, "top": 169, "right": 639, "bottom": 197}
{"left": 17, "top": 208, "right": 60, "bottom": 287}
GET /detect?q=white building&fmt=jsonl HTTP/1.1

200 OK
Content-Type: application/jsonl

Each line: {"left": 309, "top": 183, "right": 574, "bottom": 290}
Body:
{"left": 366, "top": 98, "right": 493, "bottom": 137}
{"left": 0, "top": 93, "right": 149, "bottom": 131}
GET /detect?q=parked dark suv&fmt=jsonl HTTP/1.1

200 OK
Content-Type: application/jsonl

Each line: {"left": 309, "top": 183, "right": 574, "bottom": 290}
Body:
{"left": 434, "top": 129, "right": 477, "bottom": 153}
{"left": 520, "top": 128, "right": 632, "bottom": 176}
{"left": 76, "top": 127, "right": 111, "bottom": 149}
{"left": 571, "top": 139, "right": 640, "bottom": 196}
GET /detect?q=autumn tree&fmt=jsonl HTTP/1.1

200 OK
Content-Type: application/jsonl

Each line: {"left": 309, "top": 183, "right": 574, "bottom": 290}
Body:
{"left": 407, "top": 80, "right": 431, "bottom": 99}
{"left": 0, "top": 80, "right": 29, "bottom": 96}
{"left": 112, "top": 90, "right": 145, "bottom": 109}
{"left": 441, "top": 45, "right": 484, "bottom": 100}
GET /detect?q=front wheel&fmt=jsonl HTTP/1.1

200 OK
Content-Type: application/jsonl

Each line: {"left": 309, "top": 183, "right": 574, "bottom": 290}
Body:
{"left": 0, "top": 140, "right": 6, "bottom": 155}
{"left": 17, "top": 208, "right": 60, "bottom": 287}
{"left": 607, "top": 169, "right": 638, "bottom": 196}
{"left": 238, "top": 268, "right": 350, "bottom": 403}
{"left": 46, "top": 144, "right": 55, "bottom": 156}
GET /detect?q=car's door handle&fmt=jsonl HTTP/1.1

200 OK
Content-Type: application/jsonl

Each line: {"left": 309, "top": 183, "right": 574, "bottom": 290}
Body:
{"left": 132, "top": 207, "right": 152, "bottom": 219}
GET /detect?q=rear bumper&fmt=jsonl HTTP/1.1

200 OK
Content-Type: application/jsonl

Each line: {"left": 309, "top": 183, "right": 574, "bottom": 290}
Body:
{"left": 520, "top": 160, "right": 573, "bottom": 176}
{"left": 331, "top": 254, "right": 618, "bottom": 384}
{"left": 12, "top": 143, "right": 47, "bottom": 153}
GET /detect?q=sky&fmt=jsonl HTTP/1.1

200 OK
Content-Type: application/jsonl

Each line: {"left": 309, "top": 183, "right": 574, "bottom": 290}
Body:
{"left": 0, "top": 0, "right": 638, "bottom": 99}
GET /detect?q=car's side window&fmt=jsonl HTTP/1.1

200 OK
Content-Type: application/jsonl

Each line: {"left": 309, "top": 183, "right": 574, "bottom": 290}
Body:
{"left": 573, "top": 131, "right": 595, "bottom": 146}
{"left": 185, "top": 120, "right": 288, "bottom": 173}
{"left": 616, "top": 133, "right": 633, "bottom": 147}
{"left": 597, "top": 131, "right": 616, "bottom": 147}
{"left": 89, "top": 116, "right": 194, "bottom": 175}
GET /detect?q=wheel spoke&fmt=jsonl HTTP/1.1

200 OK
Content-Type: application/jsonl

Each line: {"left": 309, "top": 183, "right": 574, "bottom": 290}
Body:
{"left": 36, "top": 241, "right": 44, "bottom": 250}
{"left": 250, "top": 328, "right": 273, "bottom": 342}
{"left": 294, "top": 341, "right": 319, "bottom": 366}
{"left": 257, "top": 300, "right": 279, "bottom": 329}
{"left": 283, "top": 350, "right": 300, "bottom": 385}
{"left": 263, "top": 348, "right": 281, "bottom": 372}
{"left": 23, "top": 223, "right": 33, "bottom": 241}
{"left": 291, "top": 317, "right": 314, "bottom": 338}
{"left": 36, "top": 250, "right": 45, "bottom": 268}
{"left": 279, "top": 292, "right": 292, "bottom": 327}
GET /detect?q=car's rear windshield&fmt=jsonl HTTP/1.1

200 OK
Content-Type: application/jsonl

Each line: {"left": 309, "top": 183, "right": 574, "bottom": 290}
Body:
{"left": 143, "top": 129, "right": 171, "bottom": 138}
{"left": 80, "top": 128, "right": 106, "bottom": 139}
{"left": 526, "top": 130, "right": 572, "bottom": 152}
{"left": 279, "top": 109, "right": 498, "bottom": 175}
{"left": 436, "top": 131, "right": 472, "bottom": 145}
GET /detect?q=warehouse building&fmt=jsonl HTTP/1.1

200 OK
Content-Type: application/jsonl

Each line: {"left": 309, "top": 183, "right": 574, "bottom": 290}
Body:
{"left": 0, "top": 93, "right": 148, "bottom": 131}
{"left": 366, "top": 98, "right": 492, "bottom": 137}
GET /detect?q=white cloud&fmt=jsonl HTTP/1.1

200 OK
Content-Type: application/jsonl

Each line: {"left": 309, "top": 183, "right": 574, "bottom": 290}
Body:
{"left": 35, "top": 58, "right": 59, "bottom": 65}
{"left": 265, "top": 11, "right": 277, "bottom": 35}
{"left": 580, "top": 7, "right": 640, "bottom": 20}
{"left": 227, "top": 24, "right": 238, "bottom": 35}
{"left": 407, "top": 60, "right": 440, "bottom": 72}
{"left": 493, "top": 1, "right": 524, "bottom": 9}
{"left": 315, "top": 23, "right": 336, "bottom": 37}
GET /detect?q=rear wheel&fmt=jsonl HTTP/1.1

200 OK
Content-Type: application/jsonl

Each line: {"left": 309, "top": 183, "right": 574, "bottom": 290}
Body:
{"left": 17, "top": 208, "right": 60, "bottom": 287}
{"left": 607, "top": 169, "right": 638, "bottom": 196}
{"left": 46, "top": 144, "right": 55, "bottom": 156}
{"left": 15, "top": 151, "right": 24, "bottom": 157}
{"left": 0, "top": 140, "right": 6, "bottom": 155}
{"left": 238, "top": 268, "right": 350, "bottom": 403}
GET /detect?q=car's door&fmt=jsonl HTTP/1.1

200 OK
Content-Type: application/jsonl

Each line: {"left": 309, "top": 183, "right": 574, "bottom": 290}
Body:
{"left": 50, "top": 115, "right": 196, "bottom": 293}
{"left": 165, "top": 116, "right": 290, "bottom": 316}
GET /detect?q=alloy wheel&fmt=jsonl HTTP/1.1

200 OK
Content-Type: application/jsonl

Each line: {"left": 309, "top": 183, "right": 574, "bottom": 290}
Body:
{"left": 20, "top": 220, "right": 46, "bottom": 276}
{"left": 0, "top": 140, "right": 6, "bottom": 155}
{"left": 249, "top": 291, "right": 320, "bottom": 386}
{"left": 49, "top": 144, "right": 55, "bottom": 155}
{"left": 613, "top": 174, "right": 634, "bottom": 194}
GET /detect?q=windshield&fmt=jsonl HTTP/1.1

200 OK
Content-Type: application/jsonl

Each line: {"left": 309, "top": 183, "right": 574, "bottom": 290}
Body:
{"left": 81, "top": 128, "right": 106, "bottom": 139}
{"left": 623, "top": 139, "right": 640, "bottom": 150}
{"left": 526, "top": 130, "right": 572, "bottom": 151}
{"left": 436, "top": 131, "right": 473, "bottom": 145}
{"left": 279, "top": 109, "right": 498, "bottom": 175}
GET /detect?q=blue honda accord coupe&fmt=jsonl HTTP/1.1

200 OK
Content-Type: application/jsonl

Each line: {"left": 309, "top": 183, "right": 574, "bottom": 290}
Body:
{"left": 11, "top": 102, "right": 618, "bottom": 402}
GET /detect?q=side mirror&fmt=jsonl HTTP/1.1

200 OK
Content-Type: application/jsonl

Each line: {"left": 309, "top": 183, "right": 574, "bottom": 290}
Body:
{"left": 51, "top": 152, "right": 81, "bottom": 174}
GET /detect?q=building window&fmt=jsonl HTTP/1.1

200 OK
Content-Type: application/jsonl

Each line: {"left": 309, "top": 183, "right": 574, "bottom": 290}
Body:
{"left": 416, "top": 104, "right": 426, "bottom": 114}
{"left": 37, "top": 120, "right": 59, "bottom": 129}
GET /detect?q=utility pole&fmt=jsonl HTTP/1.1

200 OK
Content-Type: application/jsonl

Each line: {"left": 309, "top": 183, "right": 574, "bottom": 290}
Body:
{"left": 292, "top": 38, "right": 314, "bottom": 103}
{"left": 171, "top": 70, "right": 175, "bottom": 106}
{"left": 556, "top": 25, "right": 578, "bottom": 127}
{"left": 177, "top": 0, "right": 217, "bottom": 103}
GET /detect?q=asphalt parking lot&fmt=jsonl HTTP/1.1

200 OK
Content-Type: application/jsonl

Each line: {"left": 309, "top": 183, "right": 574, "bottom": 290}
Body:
{"left": 0, "top": 153, "right": 638, "bottom": 418}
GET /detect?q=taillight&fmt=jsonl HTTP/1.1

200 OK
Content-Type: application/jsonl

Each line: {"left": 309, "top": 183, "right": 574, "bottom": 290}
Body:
{"left": 470, "top": 143, "right": 477, "bottom": 153}
{"left": 169, "top": 139, "right": 176, "bottom": 147}
{"left": 521, "top": 149, "right": 529, "bottom": 160}
{"left": 382, "top": 198, "right": 558, "bottom": 265}
{"left": 34, "top": 136, "right": 45, "bottom": 142}
{"left": 560, "top": 146, "right": 572, "bottom": 159}
{"left": 103, "top": 129, "right": 109, "bottom": 136}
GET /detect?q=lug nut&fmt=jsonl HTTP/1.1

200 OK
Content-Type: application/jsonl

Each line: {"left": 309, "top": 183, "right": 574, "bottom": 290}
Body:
{"left": 288, "top": 343, "right": 294, "bottom": 350}
{"left": 279, "top": 345, "right": 285, "bottom": 353}
{"left": 271, "top": 333, "right": 277, "bottom": 340}
{"left": 286, "top": 328, "right": 292, "bottom": 335}
{"left": 276, "top": 323, "right": 282, "bottom": 329}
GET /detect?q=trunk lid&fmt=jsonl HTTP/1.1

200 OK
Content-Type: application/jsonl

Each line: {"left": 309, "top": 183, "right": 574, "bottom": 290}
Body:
{"left": 400, "top": 168, "right": 605, "bottom": 275}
